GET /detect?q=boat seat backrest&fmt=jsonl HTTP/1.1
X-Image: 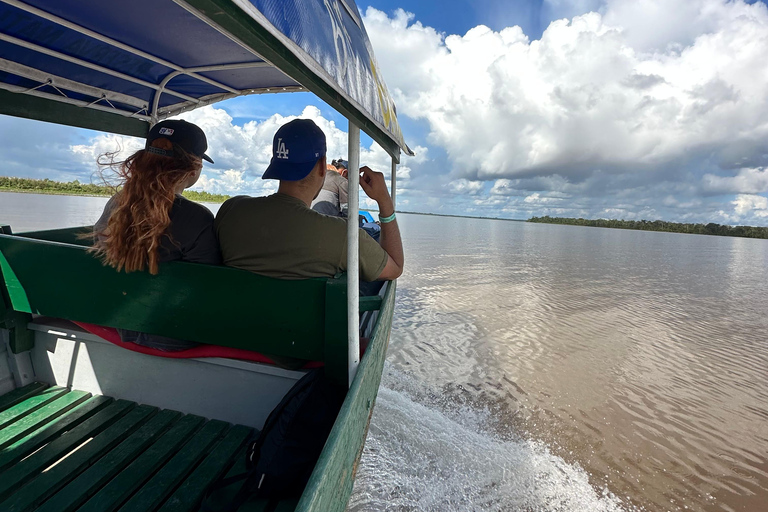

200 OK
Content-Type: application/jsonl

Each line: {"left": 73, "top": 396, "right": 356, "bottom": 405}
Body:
{"left": 0, "top": 227, "right": 369, "bottom": 381}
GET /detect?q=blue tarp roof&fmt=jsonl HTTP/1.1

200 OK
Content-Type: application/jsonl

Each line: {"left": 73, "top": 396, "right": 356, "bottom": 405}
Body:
{"left": 0, "top": 0, "right": 410, "bottom": 158}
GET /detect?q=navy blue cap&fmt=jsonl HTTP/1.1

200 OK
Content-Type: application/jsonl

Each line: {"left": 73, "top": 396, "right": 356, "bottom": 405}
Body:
{"left": 262, "top": 119, "right": 327, "bottom": 181}
{"left": 146, "top": 119, "right": 213, "bottom": 163}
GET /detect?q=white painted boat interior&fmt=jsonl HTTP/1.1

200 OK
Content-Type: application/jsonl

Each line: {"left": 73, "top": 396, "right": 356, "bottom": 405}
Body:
{"left": 1, "top": 318, "right": 306, "bottom": 429}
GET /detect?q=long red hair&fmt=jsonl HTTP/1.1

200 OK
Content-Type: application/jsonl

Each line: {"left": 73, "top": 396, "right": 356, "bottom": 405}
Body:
{"left": 92, "top": 140, "right": 201, "bottom": 275}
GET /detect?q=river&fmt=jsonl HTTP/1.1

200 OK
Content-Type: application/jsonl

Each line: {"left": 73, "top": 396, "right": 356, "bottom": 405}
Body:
{"left": 2, "top": 191, "right": 767, "bottom": 512}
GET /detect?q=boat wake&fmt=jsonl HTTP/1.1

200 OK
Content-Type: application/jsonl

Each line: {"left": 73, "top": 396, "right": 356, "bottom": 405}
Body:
{"left": 349, "top": 366, "right": 632, "bottom": 512}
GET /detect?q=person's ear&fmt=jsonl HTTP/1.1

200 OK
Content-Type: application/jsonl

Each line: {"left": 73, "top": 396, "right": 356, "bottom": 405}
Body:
{"left": 318, "top": 157, "right": 327, "bottom": 178}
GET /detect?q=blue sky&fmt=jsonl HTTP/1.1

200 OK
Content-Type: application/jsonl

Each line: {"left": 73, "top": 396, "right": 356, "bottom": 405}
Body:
{"left": 3, "top": 0, "right": 768, "bottom": 225}
{"left": 363, "top": 0, "right": 766, "bottom": 39}
{"left": 363, "top": 0, "right": 579, "bottom": 39}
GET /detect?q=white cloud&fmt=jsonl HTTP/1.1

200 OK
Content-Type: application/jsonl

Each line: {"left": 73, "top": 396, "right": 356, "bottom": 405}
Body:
{"left": 603, "top": 0, "right": 764, "bottom": 52}
{"left": 447, "top": 179, "right": 484, "bottom": 195}
{"left": 364, "top": 2, "right": 768, "bottom": 183}
{"left": 70, "top": 133, "right": 143, "bottom": 167}
{"left": 64, "top": 104, "right": 423, "bottom": 200}
{"left": 702, "top": 167, "right": 768, "bottom": 195}
{"left": 733, "top": 194, "right": 768, "bottom": 218}
{"left": 524, "top": 192, "right": 563, "bottom": 204}
{"left": 4, "top": 0, "right": 768, "bottom": 225}
{"left": 356, "top": 1, "right": 768, "bottom": 223}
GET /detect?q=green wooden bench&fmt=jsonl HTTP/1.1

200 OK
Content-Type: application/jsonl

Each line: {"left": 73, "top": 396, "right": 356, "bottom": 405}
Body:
{"left": 0, "top": 381, "right": 305, "bottom": 511}
{"left": 0, "top": 226, "right": 382, "bottom": 385}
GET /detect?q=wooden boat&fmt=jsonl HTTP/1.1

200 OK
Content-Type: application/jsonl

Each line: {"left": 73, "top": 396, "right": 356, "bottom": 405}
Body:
{"left": 0, "top": 1, "right": 410, "bottom": 510}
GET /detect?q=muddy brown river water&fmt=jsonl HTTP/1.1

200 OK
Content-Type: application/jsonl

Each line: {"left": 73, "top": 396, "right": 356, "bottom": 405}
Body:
{"left": 2, "top": 192, "right": 766, "bottom": 511}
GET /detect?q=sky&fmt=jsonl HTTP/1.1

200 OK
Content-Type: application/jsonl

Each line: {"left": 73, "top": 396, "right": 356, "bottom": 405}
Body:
{"left": 2, "top": 0, "right": 768, "bottom": 224}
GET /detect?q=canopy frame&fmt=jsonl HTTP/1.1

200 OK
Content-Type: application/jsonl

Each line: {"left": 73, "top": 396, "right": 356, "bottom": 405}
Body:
{"left": 0, "top": 0, "right": 411, "bottom": 159}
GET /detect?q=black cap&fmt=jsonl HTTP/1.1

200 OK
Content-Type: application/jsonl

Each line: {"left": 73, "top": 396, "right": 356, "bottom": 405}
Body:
{"left": 146, "top": 119, "right": 213, "bottom": 164}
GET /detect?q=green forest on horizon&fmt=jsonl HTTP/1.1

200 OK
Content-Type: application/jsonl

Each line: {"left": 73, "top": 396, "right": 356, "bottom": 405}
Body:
{"left": 0, "top": 176, "right": 230, "bottom": 203}
{"left": 528, "top": 216, "right": 768, "bottom": 239}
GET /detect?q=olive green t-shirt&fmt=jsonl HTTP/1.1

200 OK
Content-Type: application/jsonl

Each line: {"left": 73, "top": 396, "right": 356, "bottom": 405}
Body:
{"left": 214, "top": 193, "right": 388, "bottom": 281}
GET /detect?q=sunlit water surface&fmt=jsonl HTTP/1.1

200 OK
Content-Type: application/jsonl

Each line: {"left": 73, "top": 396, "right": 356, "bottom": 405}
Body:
{"left": 2, "top": 192, "right": 766, "bottom": 512}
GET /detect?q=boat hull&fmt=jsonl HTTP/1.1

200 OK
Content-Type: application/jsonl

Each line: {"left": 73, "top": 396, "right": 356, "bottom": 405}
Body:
{"left": 298, "top": 280, "right": 396, "bottom": 512}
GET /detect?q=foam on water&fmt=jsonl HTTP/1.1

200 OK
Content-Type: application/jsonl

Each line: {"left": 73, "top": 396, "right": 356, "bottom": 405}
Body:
{"left": 349, "top": 367, "right": 632, "bottom": 512}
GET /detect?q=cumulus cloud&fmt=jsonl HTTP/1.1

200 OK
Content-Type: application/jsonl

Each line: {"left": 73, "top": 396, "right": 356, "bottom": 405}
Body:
{"left": 702, "top": 167, "right": 768, "bottom": 195}
{"left": 3, "top": 0, "right": 768, "bottom": 225}
{"left": 64, "top": 104, "right": 426, "bottom": 202}
{"left": 364, "top": 1, "right": 768, "bottom": 181}
{"left": 733, "top": 194, "right": 768, "bottom": 218}
{"left": 0, "top": 115, "right": 102, "bottom": 181}
{"left": 602, "top": 0, "right": 763, "bottom": 52}
{"left": 447, "top": 179, "right": 484, "bottom": 195}
{"left": 361, "top": 0, "right": 768, "bottom": 223}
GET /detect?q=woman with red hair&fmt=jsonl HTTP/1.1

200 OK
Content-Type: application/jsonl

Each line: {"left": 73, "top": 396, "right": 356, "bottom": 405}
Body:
{"left": 93, "top": 119, "right": 221, "bottom": 350}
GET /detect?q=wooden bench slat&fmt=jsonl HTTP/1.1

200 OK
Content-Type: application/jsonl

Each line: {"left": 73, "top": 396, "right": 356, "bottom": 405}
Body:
{"left": 200, "top": 446, "right": 256, "bottom": 511}
{"left": 0, "top": 385, "right": 68, "bottom": 430}
{"left": 0, "top": 399, "right": 133, "bottom": 502}
{"left": 0, "top": 389, "right": 91, "bottom": 450}
{"left": 32, "top": 408, "right": 179, "bottom": 512}
{"left": 159, "top": 424, "right": 253, "bottom": 512}
{"left": 118, "top": 419, "right": 229, "bottom": 512}
{"left": 0, "top": 404, "right": 156, "bottom": 512}
{"left": 0, "top": 382, "right": 48, "bottom": 413}
{"left": 79, "top": 414, "right": 205, "bottom": 512}
{"left": 0, "top": 395, "right": 112, "bottom": 473}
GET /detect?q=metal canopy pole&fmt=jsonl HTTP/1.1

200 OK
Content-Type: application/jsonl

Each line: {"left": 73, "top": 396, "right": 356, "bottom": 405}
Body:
{"left": 391, "top": 157, "right": 397, "bottom": 208}
{"left": 347, "top": 122, "right": 361, "bottom": 387}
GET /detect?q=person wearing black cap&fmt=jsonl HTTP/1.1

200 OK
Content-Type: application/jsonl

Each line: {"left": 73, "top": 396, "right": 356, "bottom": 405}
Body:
{"left": 93, "top": 118, "right": 221, "bottom": 351}
{"left": 215, "top": 119, "right": 403, "bottom": 283}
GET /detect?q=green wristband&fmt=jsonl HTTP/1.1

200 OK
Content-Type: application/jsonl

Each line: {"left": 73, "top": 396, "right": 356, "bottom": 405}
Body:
{"left": 379, "top": 212, "right": 396, "bottom": 224}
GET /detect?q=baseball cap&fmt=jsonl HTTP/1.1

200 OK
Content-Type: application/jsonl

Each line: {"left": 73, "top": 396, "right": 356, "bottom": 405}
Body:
{"left": 145, "top": 119, "right": 213, "bottom": 164}
{"left": 335, "top": 159, "right": 349, "bottom": 169}
{"left": 262, "top": 119, "right": 327, "bottom": 181}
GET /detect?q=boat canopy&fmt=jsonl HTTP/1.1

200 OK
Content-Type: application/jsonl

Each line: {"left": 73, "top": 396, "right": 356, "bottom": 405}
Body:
{"left": 0, "top": 0, "right": 411, "bottom": 160}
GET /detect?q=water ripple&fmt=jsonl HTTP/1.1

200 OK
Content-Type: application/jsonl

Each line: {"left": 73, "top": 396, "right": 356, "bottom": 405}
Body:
{"left": 359, "top": 214, "right": 768, "bottom": 512}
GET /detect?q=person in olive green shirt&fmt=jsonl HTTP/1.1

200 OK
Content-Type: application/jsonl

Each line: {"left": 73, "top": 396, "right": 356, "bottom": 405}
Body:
{"left": 214, "top": 119, "right": 404, "bottom": 283}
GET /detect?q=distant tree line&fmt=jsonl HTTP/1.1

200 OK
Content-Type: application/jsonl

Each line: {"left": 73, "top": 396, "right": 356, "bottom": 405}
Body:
{"left": 0, "top": 176, "right": 230, "bottom": 203}
{"left": 0, "top": 176, "right": 111, "bottom": 196}
{"left": 181, "top": 190, "right": 230, "bottom": 203}
{"left": 528, "top": 216, "right": 768, "bottom": 239}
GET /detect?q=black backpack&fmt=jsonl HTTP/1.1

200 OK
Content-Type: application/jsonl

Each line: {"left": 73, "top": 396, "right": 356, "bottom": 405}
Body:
{"left": 203, "top": 368, "right": 346, "bottom": 511}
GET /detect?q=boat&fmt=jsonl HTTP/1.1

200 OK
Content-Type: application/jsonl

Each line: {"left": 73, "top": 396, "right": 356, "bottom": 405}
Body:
{"left": 0, "top": 0, "right": 410, "bottom": 510}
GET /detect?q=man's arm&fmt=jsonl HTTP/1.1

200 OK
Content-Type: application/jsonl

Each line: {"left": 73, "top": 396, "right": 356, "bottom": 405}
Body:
{"left": 359, "top": 166, "right": 403, "bottom": 280}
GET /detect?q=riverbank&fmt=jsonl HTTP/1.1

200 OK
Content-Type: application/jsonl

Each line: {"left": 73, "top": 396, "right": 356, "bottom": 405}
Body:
{"left": 529, "top": 215, "right": 768, "bottom": 239}
{"left": 0, "top": 177, "right": 230, "bottom": 203}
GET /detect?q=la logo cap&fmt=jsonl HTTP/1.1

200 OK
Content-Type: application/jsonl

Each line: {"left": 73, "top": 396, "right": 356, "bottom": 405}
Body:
{"left": 262, "top": 119, "right": 327, "bottom": 181}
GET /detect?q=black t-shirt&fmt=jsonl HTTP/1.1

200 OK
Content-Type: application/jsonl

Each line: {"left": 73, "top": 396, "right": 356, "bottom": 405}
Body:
{"left": 96, "top": 194, "right": 222, "bottom": 266}
{"left": 95, "top": 194, "right": 221, "bottom": 351}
